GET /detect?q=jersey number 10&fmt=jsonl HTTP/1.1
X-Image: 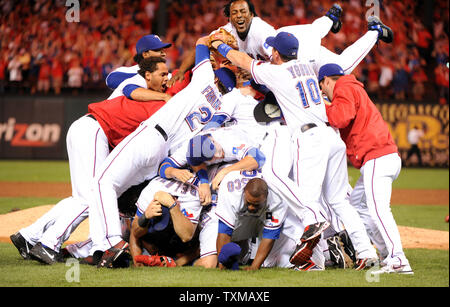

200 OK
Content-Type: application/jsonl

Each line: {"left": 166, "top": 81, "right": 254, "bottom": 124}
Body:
{"left": 296, "top": 78, "right": 321, "bottom": 108}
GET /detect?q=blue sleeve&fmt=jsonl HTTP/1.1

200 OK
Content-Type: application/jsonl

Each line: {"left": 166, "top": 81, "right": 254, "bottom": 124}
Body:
{"left": 158, "top": 158, "right": 180, "bottom": 179}
{"left": 195, "top": 44, "right": 211, "bottom": 66}
{"left": 262, "top": 227, "right": 281, "bottom": 240}
{"left": 218, "top": 220, "right": 234, "bottom": 236}
{"left": 245, "top": 147, "right": 266, "bottom": 168}
{"left": 202, "top": 114, "right": 229, "bottom": 131}
{"left": 106, "top": 72, "right": 137, "bottom": 90}
{"left": 122, "top": 84, "right": 141, "bottom": 99}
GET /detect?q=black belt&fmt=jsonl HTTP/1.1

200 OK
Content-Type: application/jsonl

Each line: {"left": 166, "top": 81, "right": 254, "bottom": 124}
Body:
{"left": 155, "top": 124, "right": 168, "bottom": 141}
{"left": 86, "top": 114, "right": 97, "bottom": 121}
{"left": 301, "top": 122, "right": 331, "bottom": 133}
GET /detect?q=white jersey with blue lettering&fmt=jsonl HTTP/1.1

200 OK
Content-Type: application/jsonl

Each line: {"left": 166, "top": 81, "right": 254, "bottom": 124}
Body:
{"left": 144, "top": 57, "right": 223, "bottom": 153}
{"left": 250, "top": 58, "right": 327, "bottom": 135}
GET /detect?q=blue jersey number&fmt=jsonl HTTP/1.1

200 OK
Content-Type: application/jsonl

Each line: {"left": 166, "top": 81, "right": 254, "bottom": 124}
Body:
{"left": 186, "top": 106, "right": 213, "bottom": 131}
{"left": 296, "top": 78, "right": 321, "bottom": 108}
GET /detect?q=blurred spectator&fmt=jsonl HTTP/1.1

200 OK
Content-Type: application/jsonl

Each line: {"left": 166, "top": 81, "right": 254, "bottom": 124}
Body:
{"left": 67, "top": 60, "right": 83, "bottom": 95}
{"left": 7, "top": 55, "right": 22, "bottom": 93}
{"left": 411, "top": 66, "right": 428, "bottom": 101}
{"left": 434, "top": 62, "right": 449, "bottom": 105}
{"left": 37, "top": 57, "right": 51, "bottom": 94}
{"left": 378, "top": 61, "right": 394, "bottom": 100}
{"left": 392, "top": 61, "right": 409, "bottom": 100}
{"left": 0, "top": 52, "right": 6, "bottom": 94}
{"left": 51, "top": 56, "right": 64, "bottom": 95}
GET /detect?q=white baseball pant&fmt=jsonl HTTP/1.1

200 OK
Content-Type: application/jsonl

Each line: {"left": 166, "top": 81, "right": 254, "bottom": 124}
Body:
{"left": 350, "top": 153, "right": 409, "bottom": 267}
{"left": 20, "top": 115, "right": 109, "bottom": 251}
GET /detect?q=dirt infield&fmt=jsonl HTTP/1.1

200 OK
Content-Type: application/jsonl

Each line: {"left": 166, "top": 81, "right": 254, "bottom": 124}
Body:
{"left": 0, "top": 182, "right": 448, "bottom": 250}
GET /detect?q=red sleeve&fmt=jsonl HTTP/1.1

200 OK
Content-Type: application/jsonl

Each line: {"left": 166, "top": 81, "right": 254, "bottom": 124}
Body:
{"left": 166, "top": 70, "right": 192, "bottom": 96}
{"left": 325, "top": 88, "right": 357, "bottom": 129}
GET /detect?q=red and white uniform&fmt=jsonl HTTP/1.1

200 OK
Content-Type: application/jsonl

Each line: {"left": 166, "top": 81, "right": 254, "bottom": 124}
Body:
{"left": 325, "top": 75, "right": 408, "bottom": 267}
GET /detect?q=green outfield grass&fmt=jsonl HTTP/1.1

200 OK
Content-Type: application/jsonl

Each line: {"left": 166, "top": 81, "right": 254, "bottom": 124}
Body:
{"left": 1, "top": 161, "right": 449, "bottom": 189}
{"left": 0, "top": 243, "right": 447, "bottom": 287}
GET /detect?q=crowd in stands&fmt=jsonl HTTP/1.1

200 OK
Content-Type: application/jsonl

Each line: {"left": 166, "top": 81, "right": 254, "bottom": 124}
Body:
{"left": 0, "top": 0, "right": 448, "bottom": 103}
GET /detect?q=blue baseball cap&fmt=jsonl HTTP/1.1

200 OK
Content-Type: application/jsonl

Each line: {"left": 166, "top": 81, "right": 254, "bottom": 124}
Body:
{"left": 136, "top": 35, "right": 172, "bottom": 54}
{"left": 218, "top": 242, "right": 241, "bottom": 270}
{"left": 265, "top": 32, "right": 298, "bottom": 58}
{"left": 318, "top": 63, "right": 345, "bottom": 83}
{"left": 186, "top": 134, "right": 216, "bottom": 166}
{"left": 214, "top": 67, "right": 236, "bottom": 93}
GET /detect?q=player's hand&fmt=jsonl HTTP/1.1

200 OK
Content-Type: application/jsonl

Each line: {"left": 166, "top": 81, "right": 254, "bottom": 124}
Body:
{"left": 198, "top": 183, "right": 212, "bottom": 206}
{"left": 144, "top": 200, "right": 163, "bottom": 219}
{"left": 153, "top": 191, "right": 176, "bottom": 208}
{"left": 167, "top": 71, "right": 185, "bottom": 88}
{"left": 211, "top": 168, "right": 230, "bottom": 191}
{"left": 169, "top": 168, "right": 194, "bottom": 183}
{"left": 243, "top": 265, "right": 259, "bottom": 271}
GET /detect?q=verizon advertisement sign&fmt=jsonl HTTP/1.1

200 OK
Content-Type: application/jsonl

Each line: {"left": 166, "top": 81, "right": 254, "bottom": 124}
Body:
{"left": 0, "top": 98, "right": 65, "bottom": 159}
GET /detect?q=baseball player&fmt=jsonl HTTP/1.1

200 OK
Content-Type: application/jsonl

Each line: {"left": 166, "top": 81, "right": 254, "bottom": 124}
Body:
{"left": 130, "top": 180, "right": 202, "bottom": 267}
{"left": 210, "top": 31, "right": 379, "bottom": 269}
{"left": 215, "top": 172, "right": 325, "bottom": 271}
{"left": 87, "top": 36, "right": 235, "bottom": 268}
{"left": 319, "top": 63, "right": 413, "bottom": 275}
{"left": 10, "top": 57, "right": 171, "bottom": 265}
{"left": 107, "top": 34, "right": 192, "bottom": 100}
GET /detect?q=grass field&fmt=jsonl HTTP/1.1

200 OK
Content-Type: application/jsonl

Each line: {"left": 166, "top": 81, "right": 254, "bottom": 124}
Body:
{"left": 0, "top": 160, "right": 448, "bottom": 288}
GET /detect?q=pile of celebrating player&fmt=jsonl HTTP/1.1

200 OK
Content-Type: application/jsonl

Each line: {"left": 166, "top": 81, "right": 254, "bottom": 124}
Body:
{"left": 10, "top": 0, "right": 413, "bottom": 275}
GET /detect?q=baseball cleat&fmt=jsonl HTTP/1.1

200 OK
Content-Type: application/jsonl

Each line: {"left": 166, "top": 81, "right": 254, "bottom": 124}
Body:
{"left": 97, "top": 240, "right": 129, "bottom": 268}
{"left": 289, "top": 236, "right": 320, "bottom": 266}
{"left": 29, "top": 242, "right": 61, "bottom": 265}
{"left": 353, "top": 257, "right": 379, "bottom": 271}
{"left": 326, "top": 235, "right": 346, "bottom": 269}
{"left": 300, "top": 221, "right": 330, "bottom": 242}
{"left": 367, "top": 15, "right": 394, "bottom": 43}
{"left": 293, "top": 260, "right": 324, "bottom": 271}
{"left": 134, "top": 255, "right": 177, "bottom": 267}
{"left": 370, "top": 264, "right": 414, "bottom": 275}
{"left": 10, "top": 232, "right": 34, "bottom": 260}
{"left": 338, "top": 230, "right": 357, "bottom": 263}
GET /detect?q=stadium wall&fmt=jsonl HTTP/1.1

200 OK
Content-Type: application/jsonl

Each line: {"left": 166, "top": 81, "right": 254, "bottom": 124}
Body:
{"left": 0, "top": 95, "right": 448, "bottom": 167}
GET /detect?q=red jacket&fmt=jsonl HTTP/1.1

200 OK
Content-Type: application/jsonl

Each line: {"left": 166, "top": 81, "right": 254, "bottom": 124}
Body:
{"left": 325, "top": 75, "right": 398, "bottom": 169}
{"left": 88, "top": 96, "right": 166, "bottom": 148}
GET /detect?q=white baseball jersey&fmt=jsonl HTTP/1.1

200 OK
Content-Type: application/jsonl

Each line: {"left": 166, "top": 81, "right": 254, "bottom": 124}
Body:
{"left": 107, "top": 73, "right": 147, "bottom": 100}
{"left": 219, "top": 17, "right": 276, "bottom": 61}
{"left": 251, "top": 58, "right": 328, "bottom": 135}
{"left": 215, "top": 88, "right": 269, "bottom": 143}
{"left": 215, "top": 170, "right": 287, "bottom": 242}
{"left": 278, "top": 17, "right": 378, "bottom": 75}
{"left": 146, "top": 57, "right": 223, "bottom": 153}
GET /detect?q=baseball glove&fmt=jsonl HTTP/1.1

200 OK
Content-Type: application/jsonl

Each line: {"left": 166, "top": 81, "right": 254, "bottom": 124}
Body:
{"left": 208, "top": 28, "right": 238, "bottom": 50}
{"left": 134, "top": 255, "right": 177, "bottom": 267}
